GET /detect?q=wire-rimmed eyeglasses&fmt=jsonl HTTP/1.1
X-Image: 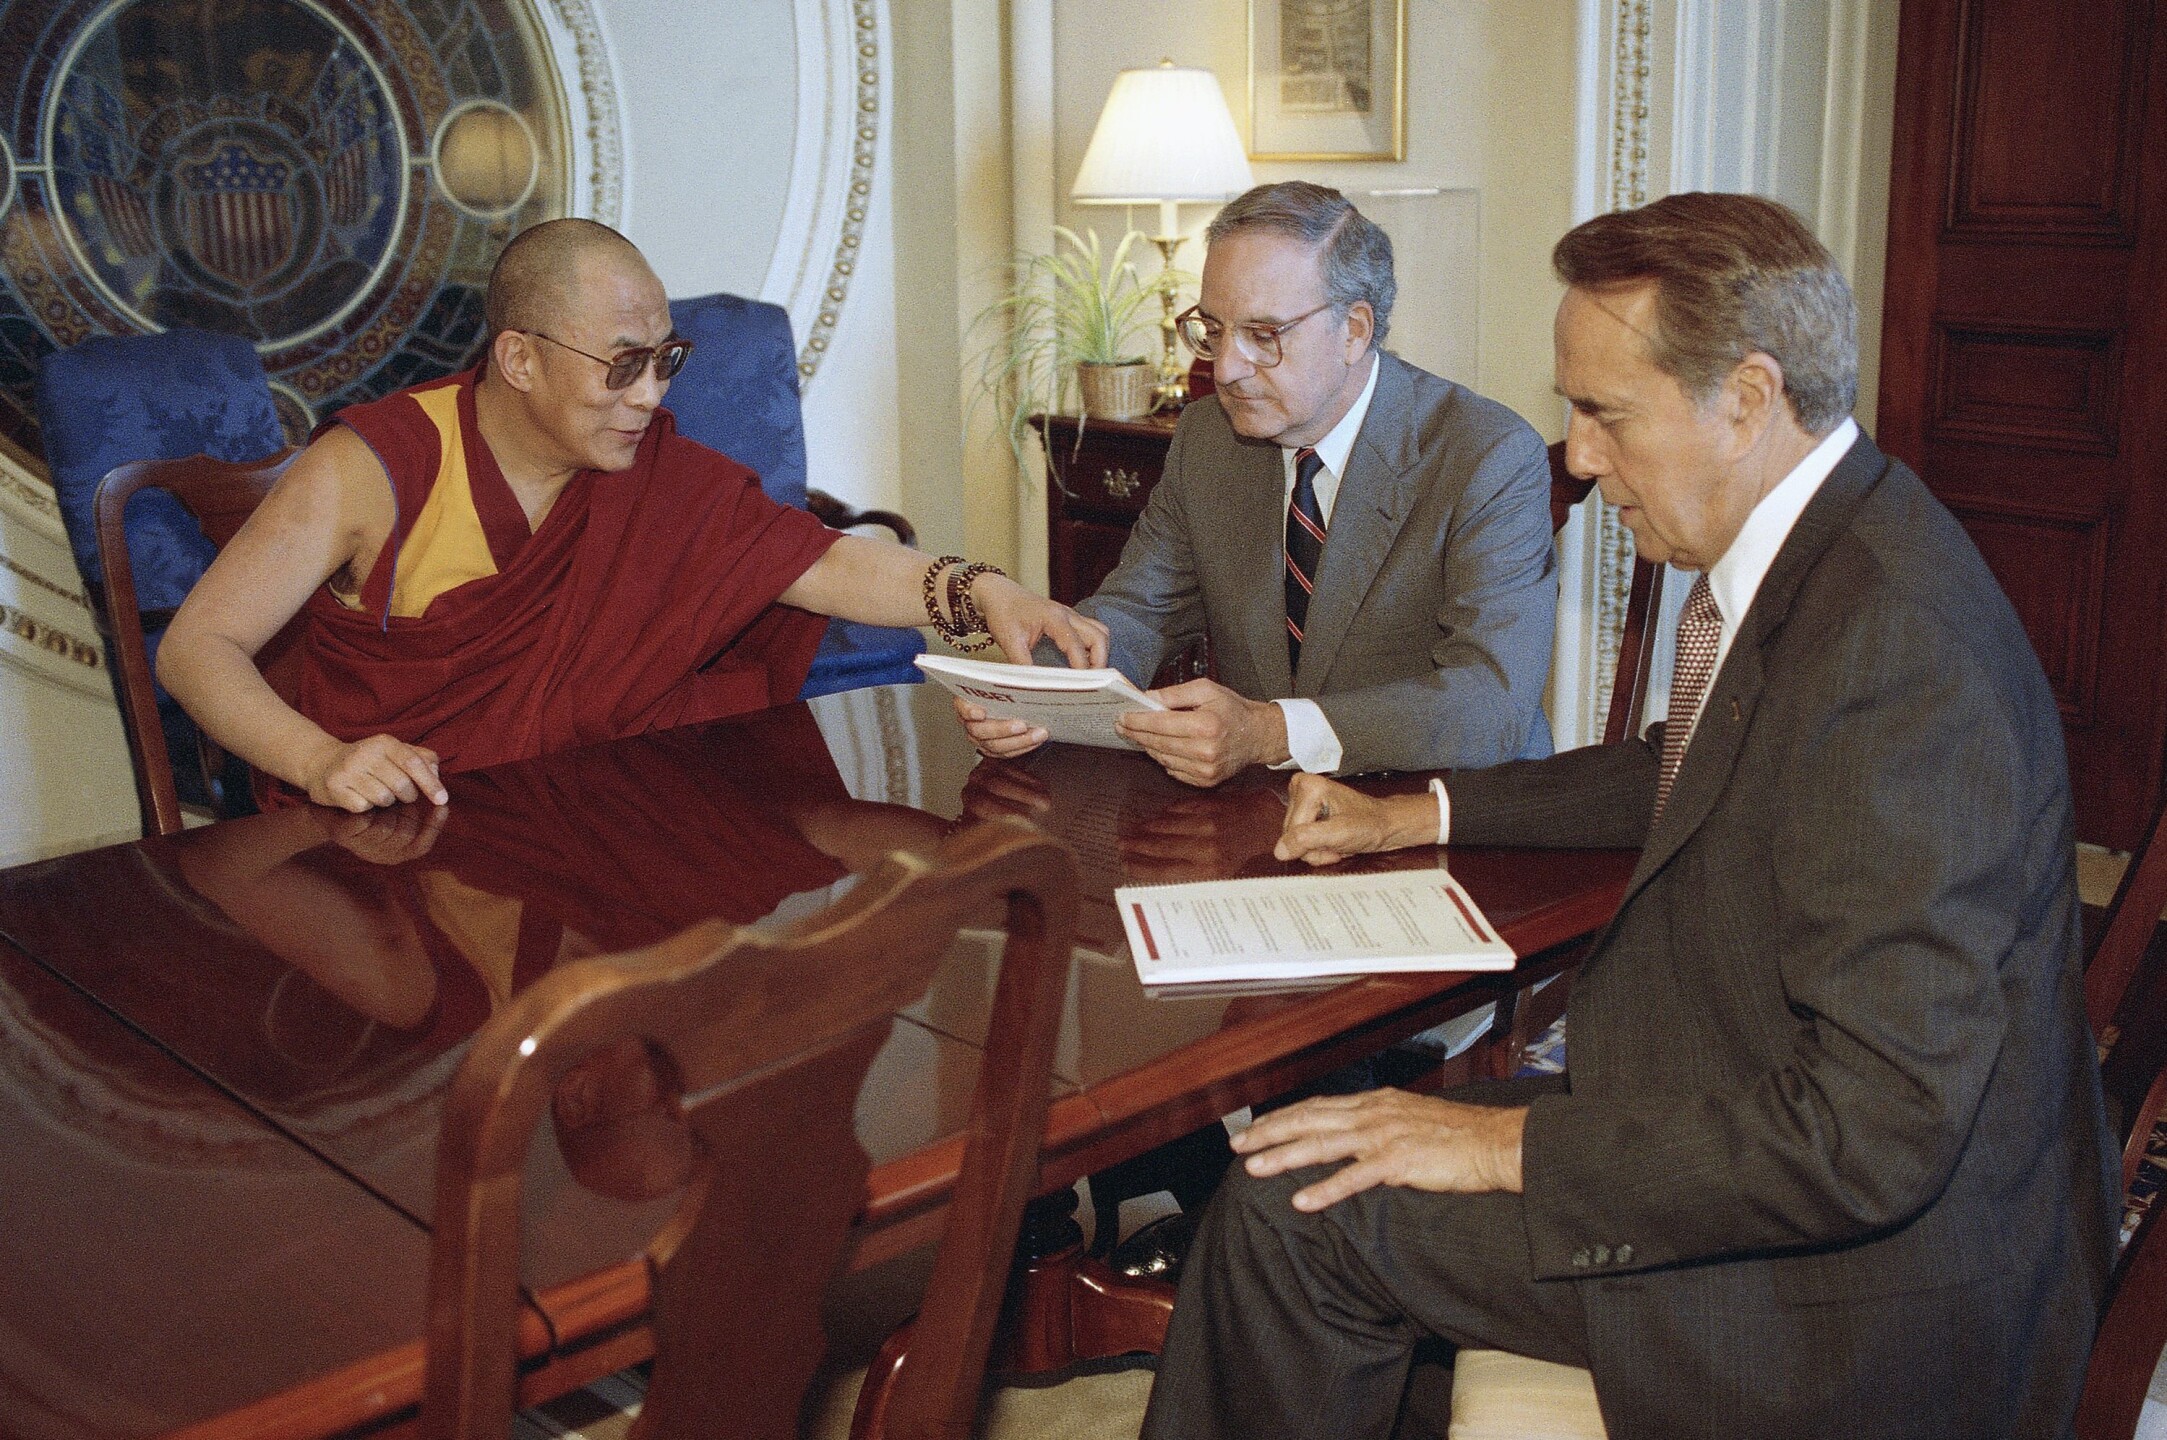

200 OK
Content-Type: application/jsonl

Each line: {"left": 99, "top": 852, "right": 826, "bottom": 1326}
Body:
{"left": 1175, "top": 302, "right": 1336, "bottom": 368}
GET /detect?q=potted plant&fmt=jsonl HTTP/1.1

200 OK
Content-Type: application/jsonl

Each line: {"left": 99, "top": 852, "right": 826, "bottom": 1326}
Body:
{"left": 971, "top": 226, "right": 1192, "bottom": 463}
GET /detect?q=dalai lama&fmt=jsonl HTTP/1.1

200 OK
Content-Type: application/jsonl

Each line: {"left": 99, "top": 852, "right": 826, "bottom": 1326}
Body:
{"left": 158, "top": 219, "right": 1107, "bottom": 813}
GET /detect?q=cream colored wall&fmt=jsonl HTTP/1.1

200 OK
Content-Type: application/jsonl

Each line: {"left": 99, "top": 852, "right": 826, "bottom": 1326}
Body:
{"left": 889, "top": 0, "right": 1015, "bottom": 564}
{"left": 1469, "top": 1, "right": 1579, "bottom": 439}
{"left": 610, "top": 0, "right": 796, "bottom": 298}
{"left": 1043, "top": 0, "right": 1579, "bottom": 444}
{"left": 0, "top": 446, "right": 140, "bottom": 868}
{"left": 847, "top": 0, "right": 1899, "bottom": 584}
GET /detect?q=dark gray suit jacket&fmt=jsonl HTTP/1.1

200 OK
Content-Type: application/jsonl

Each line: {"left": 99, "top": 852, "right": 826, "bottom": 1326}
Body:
{"left": 1450, "top": 435, "right": 2118, "bottom": 1436}
{"left": 1074, "top": 352, "right": 1557, "bottom": 773}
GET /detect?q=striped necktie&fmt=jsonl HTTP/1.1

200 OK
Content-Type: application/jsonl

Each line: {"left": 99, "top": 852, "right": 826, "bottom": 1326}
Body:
{"left": 1285, "top": 446, "right": 1327, "bottom": 670}
{"left": 1653, "top": 573, "right": 1722, "bottom": 821}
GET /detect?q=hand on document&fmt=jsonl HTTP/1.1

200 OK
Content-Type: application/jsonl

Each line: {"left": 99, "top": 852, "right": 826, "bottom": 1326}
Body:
{"left": 1274, "top": 773, "right": 1440, "bottom": 866}
{"left": 972, "top": 576, "right": 1110, "bottom": 670}
{"left": 1114, "top": 678, "right": 1292, "bottom": 787}
{"left": 954, "top": 694, "right": 1053, "bottom": 759}
{"left": 1232, "top": 1089, "right": 1528, "bottom": 1211}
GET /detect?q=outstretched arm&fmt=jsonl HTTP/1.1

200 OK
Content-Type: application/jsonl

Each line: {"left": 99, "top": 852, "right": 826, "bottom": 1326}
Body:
{"left": 778, "top": 534, "right": 1108, "bottom": 668}
{"left": 157, "top": 426, "right": 449, "bottom": 811}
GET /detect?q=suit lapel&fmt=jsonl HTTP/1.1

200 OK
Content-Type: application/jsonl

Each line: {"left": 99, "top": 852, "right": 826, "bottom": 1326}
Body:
{"left": 1224, "top": 432, "right": 1294, "bottom": 696}
{"left": 1613, "top": 433, "right": 1892, "bottom": 912}
{"left": 1293, "top": 355, "right": 1418, "bottom": 695}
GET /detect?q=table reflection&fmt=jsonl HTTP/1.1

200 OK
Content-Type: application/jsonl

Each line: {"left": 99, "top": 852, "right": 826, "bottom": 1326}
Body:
{"left": 0, "top": 682, "right": 1634, "bottom": 1436}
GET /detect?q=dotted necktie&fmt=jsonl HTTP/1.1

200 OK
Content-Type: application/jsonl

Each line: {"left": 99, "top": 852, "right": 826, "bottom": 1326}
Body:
{"left": 1654, "top": 573, "right": 1722, "bottom": 821}
{"left": 1285, "top": 446, "right": 1327, "bottom": 671}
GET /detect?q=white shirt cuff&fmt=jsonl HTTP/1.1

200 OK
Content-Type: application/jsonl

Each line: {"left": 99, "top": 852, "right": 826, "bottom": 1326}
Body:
{"left": 1431, "top": 777, "right": 1451, "bottom": 845}
{"left": 1270, "top": 698, "right": 1343, "bottom": 773}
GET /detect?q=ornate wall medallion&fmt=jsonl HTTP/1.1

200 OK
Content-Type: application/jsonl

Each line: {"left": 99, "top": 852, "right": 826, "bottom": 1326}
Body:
{"left": 0, "top": 0, "right": 573, "bottom": 456}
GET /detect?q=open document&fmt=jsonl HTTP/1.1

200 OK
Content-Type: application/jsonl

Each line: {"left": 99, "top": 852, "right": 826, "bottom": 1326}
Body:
{"left": 914, "top": 654, "right": 1164, "bottom": 750}
{"left": 1118, "top": 867, "right": 1515, "bottom": 985}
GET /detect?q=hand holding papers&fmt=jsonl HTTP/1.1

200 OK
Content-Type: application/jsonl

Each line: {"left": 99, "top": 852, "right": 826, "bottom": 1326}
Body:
{"left": 1118, "top": 867, "right": 1514, "bottom": 986}
{"left": 919, "top": 654, "right": 1164, "bottom": 751}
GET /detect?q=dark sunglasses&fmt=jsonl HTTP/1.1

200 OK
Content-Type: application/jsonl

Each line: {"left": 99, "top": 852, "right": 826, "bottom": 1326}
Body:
{"left": 525, "top": 330, "right": 695, "bottom": 389}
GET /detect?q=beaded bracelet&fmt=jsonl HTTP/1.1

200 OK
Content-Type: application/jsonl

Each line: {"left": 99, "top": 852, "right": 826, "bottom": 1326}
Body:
{"left": 919, "top": 556, "right": 1005, "bottom": 652}
{"left": 947, "top": 560, "right": 1005, "bottom": 652}
{"left": 948, "top": 559, "right": 1002, "bottom": 632}
{"left": 921, "top": 555, "right": 966, "bottom": 633}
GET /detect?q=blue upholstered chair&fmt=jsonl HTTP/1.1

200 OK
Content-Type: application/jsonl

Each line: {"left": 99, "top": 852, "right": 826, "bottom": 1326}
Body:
{"left": 35, "top": 328, "right": 287, "bottom": 817}
{"left": 667, "top": 292, "right": 926, "bottom": 700}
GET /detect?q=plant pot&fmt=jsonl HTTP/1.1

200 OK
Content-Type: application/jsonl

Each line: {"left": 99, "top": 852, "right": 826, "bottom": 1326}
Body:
{"left": 1075, "top": 361, "right": 1154, "bottom": 420}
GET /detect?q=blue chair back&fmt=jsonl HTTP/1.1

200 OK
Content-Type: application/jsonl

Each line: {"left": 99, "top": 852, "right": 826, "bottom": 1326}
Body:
{"left": 35, "top": 328, "right": 285, "bottom": 611}
{"left": 667, "top": 293, "right": 810, "bottom": 511}
{"left": 666, "top": 293, "right": 923, "bottom": 700}
{"left": 35, "top": 328, "right": 285, "bottom": 816}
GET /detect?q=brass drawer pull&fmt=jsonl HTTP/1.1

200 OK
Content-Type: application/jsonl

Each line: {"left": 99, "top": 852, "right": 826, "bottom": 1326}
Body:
{"left": 1102, "top": 467, "right": 1142, "bottom": 499}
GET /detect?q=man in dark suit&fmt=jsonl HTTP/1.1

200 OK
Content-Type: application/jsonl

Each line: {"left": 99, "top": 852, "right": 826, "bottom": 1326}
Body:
{"left": 962, "top": 181, "right": 1557, "bottom": 786}
{"left": 1139, "top": 193, "right": 2119, "bottom": 1438}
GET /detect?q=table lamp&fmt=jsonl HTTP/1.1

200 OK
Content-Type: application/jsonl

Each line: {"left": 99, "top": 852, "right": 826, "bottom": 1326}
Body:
{"left": 1071, "top": 60, "right": 1254, "bottom": 409}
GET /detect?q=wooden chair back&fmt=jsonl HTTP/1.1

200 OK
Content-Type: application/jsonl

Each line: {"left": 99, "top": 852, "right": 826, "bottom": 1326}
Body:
{"left": 1547, "top": 441, "right": 1667, "bottom": 748}
{"left": 2088, "top": 795, "right": 2167, "bottom": 1040}
{"left": 91, "top": 450, "right": 298, "bottom": 837}
{"left": 2076, "top": 986, "right": 2167, "bottom": 1436}
{"left": 2073, "top": 791, "right": 2167, "bottom": 1437}
{"left": 2080, "top": 1173, "right": 2167, "bottom": 1439}
{"left": 419, "top": 818, "right": 1078, "bottom": 1440}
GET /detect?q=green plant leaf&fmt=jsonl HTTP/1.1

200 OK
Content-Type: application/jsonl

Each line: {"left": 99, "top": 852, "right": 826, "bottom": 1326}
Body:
{"left": 965, "top": 226, "right": 1199, "bottom": 471}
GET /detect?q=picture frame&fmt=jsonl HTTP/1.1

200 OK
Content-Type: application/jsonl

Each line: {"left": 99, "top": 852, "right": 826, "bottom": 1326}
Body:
{"left": 1248, "top": 0, "right": 1407, "bottom": 162}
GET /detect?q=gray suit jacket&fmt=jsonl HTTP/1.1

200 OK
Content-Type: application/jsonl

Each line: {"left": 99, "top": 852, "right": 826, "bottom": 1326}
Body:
{"left": 1074, "top": 352, "right": 1557, "bottom": 773}
{"left": 1451, "top": 435, "right": 2118, "bottom": 1436}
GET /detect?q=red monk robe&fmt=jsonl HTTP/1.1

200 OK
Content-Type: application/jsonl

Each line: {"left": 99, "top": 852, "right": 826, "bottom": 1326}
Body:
{"left": 272, "top": 366, "right": 839, "bottom": 797}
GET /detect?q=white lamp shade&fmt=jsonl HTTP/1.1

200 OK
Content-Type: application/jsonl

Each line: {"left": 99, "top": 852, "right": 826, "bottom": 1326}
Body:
{"left": 1071, "top": 63, "right": 1254, "bottom": 205}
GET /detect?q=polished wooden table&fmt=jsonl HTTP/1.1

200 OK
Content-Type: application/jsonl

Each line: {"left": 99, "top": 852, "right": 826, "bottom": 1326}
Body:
{"left": 0, "top": 683, "right": 1632, "bottom": 1439}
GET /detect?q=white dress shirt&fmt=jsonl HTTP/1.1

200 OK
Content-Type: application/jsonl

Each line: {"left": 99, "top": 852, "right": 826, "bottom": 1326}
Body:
{"left": 1434, "top": 418, "right": 1860, "bottom": 845}
{"left": 1273, "top": 352, "right": 1381, "bottom": 774}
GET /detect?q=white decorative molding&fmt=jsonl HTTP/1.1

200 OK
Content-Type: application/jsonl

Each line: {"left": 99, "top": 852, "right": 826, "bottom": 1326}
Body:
{"left": 534, "top": 0, "right": 625, "bottom": 225}
{"left": 1611, "top": 1, "right": 1655, "bottom": 213}
{"left": 0, "top": 447, "right": 107, "bottom": 700}
{"left": 807, "top": 683, "right": 920, "bottom": 809}
{"left": 1592, "top": 0, "right": 1653, "bottom": 740}
{"left": 759, "top": 0, "right": 885, "bottom": 387}
{"left": 0, "top": 463, "right": 63, "bottom": 540}
{"left": 1554, "top": 0, "right": 1653, "bottom": 751}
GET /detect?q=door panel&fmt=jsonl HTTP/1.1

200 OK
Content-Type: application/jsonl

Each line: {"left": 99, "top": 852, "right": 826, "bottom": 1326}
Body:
{"left": 1880, "top": 0, "right": 2167, "bottom": 847}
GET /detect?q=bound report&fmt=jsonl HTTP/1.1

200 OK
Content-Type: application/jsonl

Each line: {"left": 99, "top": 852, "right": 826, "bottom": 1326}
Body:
{"left": 1118, "top": 867, "right": 1515, "bottom": 986}
{"left": 914, "top": 654, "right": 1164, "bottom": 750}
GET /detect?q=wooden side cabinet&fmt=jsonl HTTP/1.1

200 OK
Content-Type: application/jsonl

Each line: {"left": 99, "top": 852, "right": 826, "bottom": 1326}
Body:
{"left": 1032, "top": 411, "right": 1179, "bottom": 606}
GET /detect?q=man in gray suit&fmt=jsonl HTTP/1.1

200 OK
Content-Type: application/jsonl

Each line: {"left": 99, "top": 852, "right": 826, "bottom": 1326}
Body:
{"left": 962, "top": 181, "right": 1556, "bottom": 785}
{"left": 1140, "top": 193, "right": 2118, "bottom": 1437}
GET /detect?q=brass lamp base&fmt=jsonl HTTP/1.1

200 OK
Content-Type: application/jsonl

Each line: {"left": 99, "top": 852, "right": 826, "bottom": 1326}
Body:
{"left": 1149, "top": 232, "right": 1188, "bottom": 411}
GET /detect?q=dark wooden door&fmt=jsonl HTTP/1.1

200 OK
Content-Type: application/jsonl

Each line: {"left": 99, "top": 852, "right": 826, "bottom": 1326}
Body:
{"left": 1879, "top": 0, "right": 2167, "bottom": 849}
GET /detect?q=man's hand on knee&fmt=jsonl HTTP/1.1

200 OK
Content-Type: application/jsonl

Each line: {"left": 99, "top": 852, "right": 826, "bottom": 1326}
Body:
{"left": 1230, "top": 1089, "right": 1527, "bottom": 1212}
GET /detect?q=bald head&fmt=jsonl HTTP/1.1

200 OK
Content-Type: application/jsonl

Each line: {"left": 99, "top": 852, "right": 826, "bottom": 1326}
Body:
{"left": 484, "top": 218, "right": 652, "bottom": 343}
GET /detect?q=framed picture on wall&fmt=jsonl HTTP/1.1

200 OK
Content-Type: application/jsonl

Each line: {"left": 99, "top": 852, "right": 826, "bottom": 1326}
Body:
{"left": 1248, "top": 0, "right": 1406, "bottom": 161}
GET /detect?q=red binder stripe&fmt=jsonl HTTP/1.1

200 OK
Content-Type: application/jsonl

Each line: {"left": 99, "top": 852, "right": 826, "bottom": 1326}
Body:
{"left": 1444, "top": 886, "right": 1494, "bottom": 944}
{"left": 1129, "top": 903, "right": 1161, "bottom": 960}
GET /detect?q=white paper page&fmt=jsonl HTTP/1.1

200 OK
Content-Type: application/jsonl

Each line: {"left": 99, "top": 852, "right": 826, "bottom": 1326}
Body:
{"left": 1120, "top": 868, "right": 1513, "bottom": 983}
{"left": 915, "top": 656, "right": 1163, "bottom": 749}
